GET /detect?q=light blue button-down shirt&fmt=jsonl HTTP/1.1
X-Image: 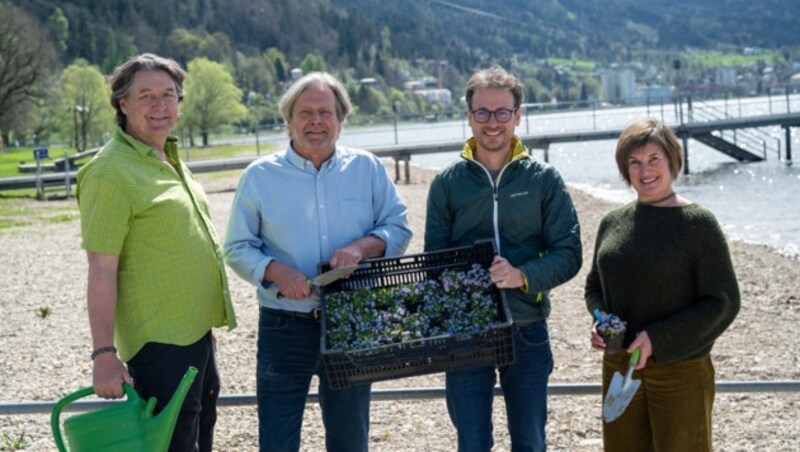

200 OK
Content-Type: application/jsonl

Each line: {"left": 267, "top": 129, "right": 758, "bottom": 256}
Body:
{"left": 224, "top": 144, "right": 412, "bottom": 312}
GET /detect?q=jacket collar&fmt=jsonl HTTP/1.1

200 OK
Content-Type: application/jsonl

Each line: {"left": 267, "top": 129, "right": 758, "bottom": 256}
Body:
{"left": 460, "top": 135, "right": 528, "bottom": 164}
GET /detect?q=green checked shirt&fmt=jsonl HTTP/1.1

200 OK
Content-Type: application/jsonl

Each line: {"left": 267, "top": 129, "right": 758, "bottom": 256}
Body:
{"left": 77, "top": 128, "right": 236, "bottom": 362}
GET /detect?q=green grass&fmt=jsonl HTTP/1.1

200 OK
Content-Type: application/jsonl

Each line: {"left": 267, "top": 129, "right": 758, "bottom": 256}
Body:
{"left": 686, "top": 51, "right": 777, "bottom": 69}
{"left": 1, "top": 142, "right": 277, "bottom": 178}
{"left": 544, "top": 57, "right": 597, "bottom": 71}
{"left": 0, "top": 197, "right": 79, "bottom": 231}
{"left": 0, "top": 146, "right": 72, "bottom": 177}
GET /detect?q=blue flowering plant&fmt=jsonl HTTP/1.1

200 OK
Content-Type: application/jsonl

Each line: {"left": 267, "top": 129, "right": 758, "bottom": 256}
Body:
{"left": 325, "top": 263, "right": 501, "bottom": 351}
{"left": 595, "top": 312, "right": 627, "bottom": 337}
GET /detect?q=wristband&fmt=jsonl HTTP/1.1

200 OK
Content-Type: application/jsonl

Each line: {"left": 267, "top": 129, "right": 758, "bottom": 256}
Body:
{"left": 91, "top": 346, "right": 117, "bottom": 360}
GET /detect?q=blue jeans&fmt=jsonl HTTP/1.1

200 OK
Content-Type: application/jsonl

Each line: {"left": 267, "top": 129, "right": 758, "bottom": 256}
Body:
{"left": 446, "top": 321, "right": 554, "bottom": 452}
{"left": 257, "top": 307, "right": 371, "bottom": 452}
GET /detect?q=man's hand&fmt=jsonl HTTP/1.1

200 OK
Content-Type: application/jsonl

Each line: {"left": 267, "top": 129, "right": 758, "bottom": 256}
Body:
{"left": 266, "top": 261, "right": 312, "bottom": 300}
{"left": 330, "top": 245, "right": 364, "bottom": 268}
{"left": 489, "top": 256, "right": 524, "bottom": 289}
{"left": 330, "top": 236, "right": 387, "bottom": 268}
{"left": 92, "top": 353, "right": 133, "bottom": 399}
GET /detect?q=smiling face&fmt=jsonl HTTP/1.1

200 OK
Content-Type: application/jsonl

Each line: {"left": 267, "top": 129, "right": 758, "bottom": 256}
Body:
{"left": 627, "top": 142, "right": 675, "bottom": 202}
{"left": 287, "top": 84, "right": 342, "bottom": 165}
{"left": 118, "top": 70, "right": 179, "bottom": 151}
{"left": 468, "top": 87, "right": 521, "bottom": 158}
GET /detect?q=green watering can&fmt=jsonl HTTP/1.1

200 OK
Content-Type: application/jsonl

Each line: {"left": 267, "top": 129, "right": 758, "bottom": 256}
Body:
{"left": 51, "top": 366, "right": 198, "bottom": 452}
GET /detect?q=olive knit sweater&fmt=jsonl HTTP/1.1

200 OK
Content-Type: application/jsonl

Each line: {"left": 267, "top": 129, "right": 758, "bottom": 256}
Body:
{"left": 585, "top": 202, "right": 740, "bottom": 364}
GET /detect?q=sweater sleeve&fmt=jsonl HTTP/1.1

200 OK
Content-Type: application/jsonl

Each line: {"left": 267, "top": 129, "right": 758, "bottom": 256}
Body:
{"left": 584, "top": 216, "right": 610, "bottom": 317}
{"left": 646, "top": 211, "right": 741, "bottom": 363}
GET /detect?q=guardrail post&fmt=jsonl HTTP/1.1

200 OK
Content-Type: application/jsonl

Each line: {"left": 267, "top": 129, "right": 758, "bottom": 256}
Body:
{"left": 786, "top": 126, "right": 793, "bottom": 164}
{"left": 63, "top": 150, "right": 71, "bottom": 198}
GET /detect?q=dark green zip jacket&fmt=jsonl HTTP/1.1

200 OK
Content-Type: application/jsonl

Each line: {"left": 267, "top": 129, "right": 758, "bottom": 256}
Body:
{"left": 425, "top": 136, "right": 582, "bottom": 322}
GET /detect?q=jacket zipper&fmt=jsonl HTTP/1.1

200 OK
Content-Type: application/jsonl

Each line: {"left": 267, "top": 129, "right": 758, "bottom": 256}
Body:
{"left": 471, "top": 160, "right": 511, "bottom": 255}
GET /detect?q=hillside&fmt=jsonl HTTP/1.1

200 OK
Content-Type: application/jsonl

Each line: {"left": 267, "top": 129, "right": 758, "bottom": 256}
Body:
{"left": 12, "top": 0, "right": 800, "bottom": 73}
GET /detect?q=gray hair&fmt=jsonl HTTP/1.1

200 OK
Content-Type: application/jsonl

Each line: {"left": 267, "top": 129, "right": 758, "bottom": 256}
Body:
{"left": 108, "top": 53, "right": 187, "bottom": 128}
{"left": 278, "top": 72, "right": 351, "bottom": 131}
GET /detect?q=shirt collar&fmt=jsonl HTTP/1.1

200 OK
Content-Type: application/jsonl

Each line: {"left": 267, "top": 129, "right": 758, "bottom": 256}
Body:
{"left": 286, "top": 141, "right": 340, "bottom": 171}
{"left": 114, "top": 127, "right": 179, "bottom": 162}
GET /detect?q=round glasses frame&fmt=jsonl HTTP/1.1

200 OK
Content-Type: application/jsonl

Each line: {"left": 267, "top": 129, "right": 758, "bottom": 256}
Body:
{"left": 470, "top": 107, "right": 517, "bottom": 123}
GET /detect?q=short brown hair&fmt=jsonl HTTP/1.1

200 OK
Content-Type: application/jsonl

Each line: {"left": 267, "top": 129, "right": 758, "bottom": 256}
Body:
{"left": 108, "top": 53, "right": 186, "bottom": 128}
{"left": 465, "top": 65, "right": 524, "bottom": 110}
{"left": 278, "top": 72, "right": 351, "bottom": 136}
{"left": 615, "top": 118, "right": 684, "bottom": 186}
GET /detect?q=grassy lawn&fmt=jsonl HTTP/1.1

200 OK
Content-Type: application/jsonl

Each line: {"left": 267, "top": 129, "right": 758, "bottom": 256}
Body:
{"left": 0, "top": 141, "right": 277, "bottom": 202}
{"left": 0, "top": 198, "right": 79, "bottom": 231}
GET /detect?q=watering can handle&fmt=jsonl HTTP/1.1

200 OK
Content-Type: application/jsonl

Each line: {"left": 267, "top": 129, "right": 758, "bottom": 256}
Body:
{"left": 51, "top": 383, "right": 138, "bottom": 452}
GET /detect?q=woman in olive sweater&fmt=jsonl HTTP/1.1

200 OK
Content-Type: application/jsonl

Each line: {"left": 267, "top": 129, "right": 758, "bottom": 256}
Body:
{"left": 585, "top": 118, "right": 740, "bottom": 452}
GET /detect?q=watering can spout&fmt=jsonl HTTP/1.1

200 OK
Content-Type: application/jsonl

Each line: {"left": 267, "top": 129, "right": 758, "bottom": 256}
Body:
{"left": 146, "top": 366, "right": 199, "bottom": 450}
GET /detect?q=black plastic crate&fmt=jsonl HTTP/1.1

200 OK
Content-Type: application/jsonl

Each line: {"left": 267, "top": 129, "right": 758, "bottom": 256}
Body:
{"left": 319, "top": 240, "right": 515, "bottom": 389}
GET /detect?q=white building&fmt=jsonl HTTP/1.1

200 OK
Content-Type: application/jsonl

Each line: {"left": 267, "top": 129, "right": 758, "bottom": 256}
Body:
{"left": 412, "top": 88, "right": 452, "bottom": 105}
{"left": 715, "top": 67, "right": 737, "bottom": 86}
{"left": 600, "top": 68, "right": 636, "bottom": 104}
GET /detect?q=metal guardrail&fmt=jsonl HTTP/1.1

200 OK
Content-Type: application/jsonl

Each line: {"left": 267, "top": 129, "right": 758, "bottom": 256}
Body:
{"left": 3, "top": 381, "right": 799, "bottom": 416}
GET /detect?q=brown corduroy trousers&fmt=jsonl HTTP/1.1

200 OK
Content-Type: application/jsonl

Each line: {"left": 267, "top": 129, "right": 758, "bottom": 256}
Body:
{"left": 600, "top": 353, "right": 715, "bottom": 452}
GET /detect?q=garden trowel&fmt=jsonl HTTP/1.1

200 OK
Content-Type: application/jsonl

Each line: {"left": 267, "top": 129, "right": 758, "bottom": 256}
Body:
{"left": 307, "top": 265, "right": 359, "bottom": 288}
{"left": 603, "top": 347, "right": 641, "bottom": 423}
{"left": 277, "top": 265, "right": 358, "bottom": 299}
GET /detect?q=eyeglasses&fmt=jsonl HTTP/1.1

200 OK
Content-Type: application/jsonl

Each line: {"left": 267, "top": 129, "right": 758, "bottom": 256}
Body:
{"left": 471, "top": 108, "right": 516, "bottom": 123}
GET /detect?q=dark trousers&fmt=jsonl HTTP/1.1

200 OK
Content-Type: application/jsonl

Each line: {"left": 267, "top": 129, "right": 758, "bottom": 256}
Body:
{"left": 128, "top": 331, "right": 219, "bottom": 452}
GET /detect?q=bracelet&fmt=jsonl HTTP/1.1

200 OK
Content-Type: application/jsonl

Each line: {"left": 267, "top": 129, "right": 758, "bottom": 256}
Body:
{"left": 90, "top": 346, "right": 117, "bottom": 360}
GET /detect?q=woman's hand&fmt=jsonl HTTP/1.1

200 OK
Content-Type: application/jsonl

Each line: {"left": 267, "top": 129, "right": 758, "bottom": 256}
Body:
{"left": 628, "top": 331, "right": 653, "bottom": 369}
{"left": 589, "top": 323, "right": 607, "bottom": 351}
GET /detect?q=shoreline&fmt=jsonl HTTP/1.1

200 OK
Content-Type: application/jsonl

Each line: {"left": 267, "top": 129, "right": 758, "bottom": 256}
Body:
{"left": 0, "top": 166, "right": 798, "bottom": 450}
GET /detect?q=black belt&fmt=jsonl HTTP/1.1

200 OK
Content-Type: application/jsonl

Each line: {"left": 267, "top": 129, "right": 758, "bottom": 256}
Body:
{"left": 262, "top": 306, "right": 321, "bottom": 323}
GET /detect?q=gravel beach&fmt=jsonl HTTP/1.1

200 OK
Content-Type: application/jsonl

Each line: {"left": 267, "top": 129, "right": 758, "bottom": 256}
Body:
{"left": 1, "top": 164, "right": 798, "bottom": 451}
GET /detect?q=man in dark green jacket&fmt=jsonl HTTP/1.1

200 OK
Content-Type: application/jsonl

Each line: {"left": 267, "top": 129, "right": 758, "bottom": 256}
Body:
{"left": 425, "top": 65, "right": 582, "bottom": 452}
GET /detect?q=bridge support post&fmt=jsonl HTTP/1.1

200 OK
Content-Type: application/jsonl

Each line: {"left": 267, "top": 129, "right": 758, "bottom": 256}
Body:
{"left": 786, "top": 126, "right": 793, "bottom": 164}
{"left": 682, "top": 134, "right": 690, "bottom": 175}
{"left": 403, "top": 154, "right": 411, "bottom": 184}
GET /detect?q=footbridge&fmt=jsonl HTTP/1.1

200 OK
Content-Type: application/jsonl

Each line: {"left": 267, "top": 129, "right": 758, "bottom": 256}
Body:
{"left": 2, "top": 97, "right": 799, "bottom": 191}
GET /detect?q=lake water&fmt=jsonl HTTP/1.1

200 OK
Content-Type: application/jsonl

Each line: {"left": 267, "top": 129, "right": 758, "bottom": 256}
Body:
{"left": 338, "top": 94, "right": 800, "bottom": 258}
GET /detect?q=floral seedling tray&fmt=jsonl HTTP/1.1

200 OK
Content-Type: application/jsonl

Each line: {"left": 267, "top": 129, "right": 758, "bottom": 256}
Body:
{"left": 319, "top": 240, "right": 514, "bottom": 389}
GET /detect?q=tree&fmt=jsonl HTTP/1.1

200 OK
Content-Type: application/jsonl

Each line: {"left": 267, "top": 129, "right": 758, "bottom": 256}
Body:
{"left": 300, "top": 52, "right": 327, "bottom": 74}
{"left": 265, "top": 47, "right": 289, "bottom": 84}
{"left": 59, "top": 59, "right": 114, "bottom": 151}
{"left": 0, "top": 2, "right": 56, "bottom": 149}
{"left": 181, "top": 58, "right": 247, "bottom": 147}
{"left": 48, "top": 7, "right": 69, "bottom": 55}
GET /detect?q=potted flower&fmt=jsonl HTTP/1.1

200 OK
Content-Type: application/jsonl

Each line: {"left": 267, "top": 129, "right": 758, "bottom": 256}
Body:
{"left": 594, "top": 310, "right": 627, "bottom": 354}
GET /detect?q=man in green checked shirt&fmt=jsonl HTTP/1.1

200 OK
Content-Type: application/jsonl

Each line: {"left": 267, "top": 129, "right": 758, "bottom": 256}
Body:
{"left": 76, "top": 53, "right": 236, "bottom": 452}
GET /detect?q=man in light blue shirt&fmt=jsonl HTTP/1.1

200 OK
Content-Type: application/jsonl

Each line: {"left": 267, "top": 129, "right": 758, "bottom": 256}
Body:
{"left": 224, "top": 72, "right": 411, "bottom": 452}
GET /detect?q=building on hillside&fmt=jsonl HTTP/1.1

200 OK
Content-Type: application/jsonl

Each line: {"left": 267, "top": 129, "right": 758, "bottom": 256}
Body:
{"left": 412, "top": 88, "right": 452, "bottom": 105}
{"left": 715, "top": 67, "right": 737, "bottom": 87}
{"left": 599, "top": 67, "right": 636, "bottom": 104}
{"left": 640, "top": 85, "right": 672, "bottom": 103}
{"left": 789, "top": 73, "right": 800, "bottom": 93}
